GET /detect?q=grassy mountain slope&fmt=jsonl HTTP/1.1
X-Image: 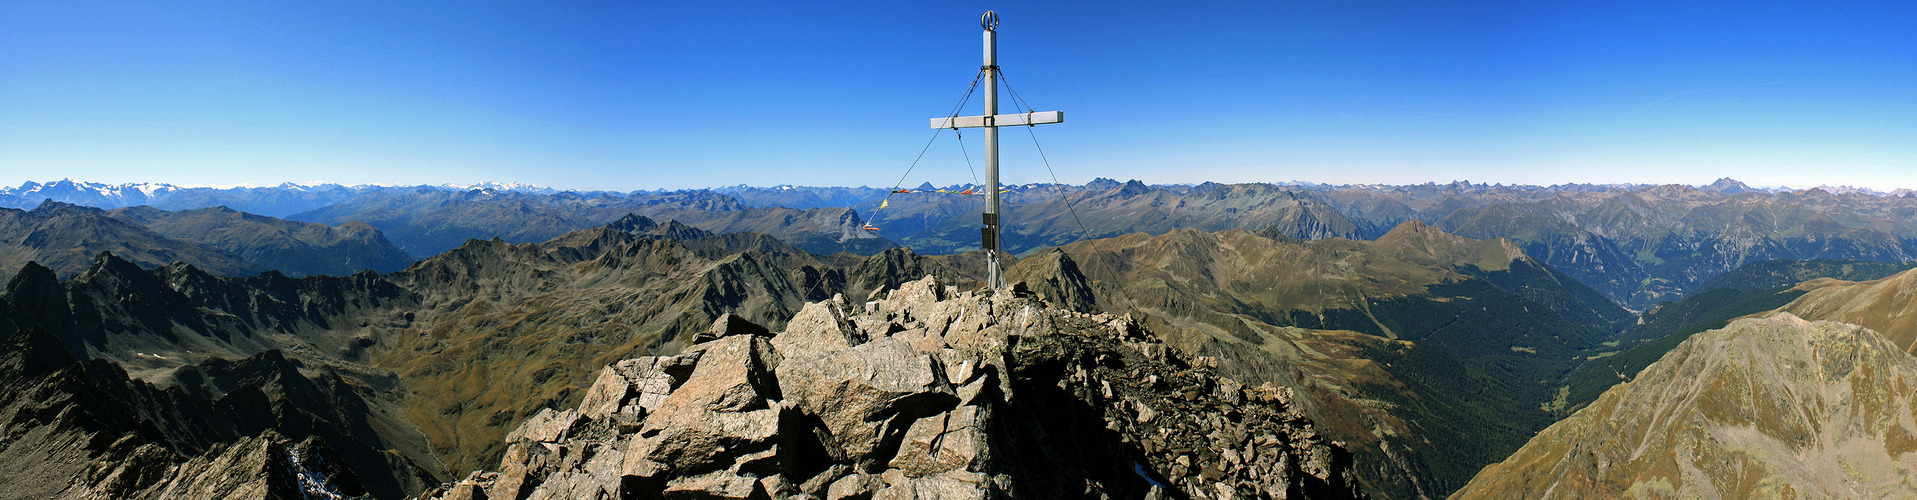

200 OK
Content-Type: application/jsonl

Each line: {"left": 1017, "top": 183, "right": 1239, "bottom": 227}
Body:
{"left": 1456, "top": 314, "right": 1917, "bottom": 499}
{"left": 1556, "top": 258, "right": 1914, "bottom": 415}
{"left": 1777, "top": 266, "right": 1917, "bottom": 354}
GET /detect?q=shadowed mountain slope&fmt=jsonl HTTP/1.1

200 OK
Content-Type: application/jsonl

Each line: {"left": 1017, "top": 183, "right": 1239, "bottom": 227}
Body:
{"left": 0, "top": 255, "right": 417, "bottom": 379}
{"left": 1691, "top": 258, "right": 1915, "bottom": 293}
{"left": 0, "top": 201, "right": 261, "bottom": 281}
{"left": 110, "top": 205, "right": 416, "bottom": 276}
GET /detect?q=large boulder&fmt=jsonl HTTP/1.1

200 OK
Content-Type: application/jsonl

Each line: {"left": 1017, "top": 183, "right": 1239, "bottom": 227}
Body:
{"left": 886, "top": 404, "right": 990, "bottom": 477}
{"left": 639, "top": 334, "right": 785, "bottom": 476}
{"left": 775, "top": 336, "right": 958, "bottom": 469}
{"left": 771, "top": 299, "right": 865, "bottom": 354}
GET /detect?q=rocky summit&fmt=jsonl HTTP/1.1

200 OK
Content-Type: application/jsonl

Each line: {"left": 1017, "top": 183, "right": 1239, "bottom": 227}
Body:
{"left": 423, "top": 276, "right": 1363, "bottom": 499}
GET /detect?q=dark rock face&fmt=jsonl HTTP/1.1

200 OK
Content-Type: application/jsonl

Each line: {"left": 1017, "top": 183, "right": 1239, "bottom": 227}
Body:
{"left": 424, "top": 276, "right": 1363, "bottom": 499}
{"left": 0, "top": 327, "right": 431, "bottom": 499}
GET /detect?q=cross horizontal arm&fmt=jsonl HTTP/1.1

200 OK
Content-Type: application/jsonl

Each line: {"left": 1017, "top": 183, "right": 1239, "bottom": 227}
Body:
{"left": 930, "top": 110, "right": 1063, "bottom": 129}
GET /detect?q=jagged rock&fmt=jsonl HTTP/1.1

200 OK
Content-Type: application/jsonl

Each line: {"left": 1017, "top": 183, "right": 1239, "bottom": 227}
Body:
{"left": 773, "top": 300, "right": 865, "bottom": 354}
{"left": 432, "top": 472, "right": 494, "bottom": 500}
{"left": 505, "top": 408, "right": 585, "bottom": 444}
{"left": 799, "top": 465, "right": 851, "bottom": 497}
{"left": 874, "top": 470, "right": 992, "bottom": 500}
{"left": 612, "top": 356, "right": 683, "bottom": 416}
{"left": 826, "top": 474, "right": 881, "bottom": 500}
{"left": 697, "top": 312, "right": 771, "bottom": 344}
{"left": 663, "top": 471, "right": 770, "bottom": 499}
{"left": 640, "top": 334, "right": 785, "bottom": 476}
{"left": 154, "top": 432, "right": 370, "bottom": 500}
{"left": 489, "top": 441, "right": 556, "bottom": 500}
{"left": 886, "top": 404, "right": 990, "bottom": 477}
{"left": 578, "top": 366, "right": 633, "bottom": 420}
{"left": 776, "top": 336, "right": 958, "bottom": 468}
{"left": 880, "top": 275, "right": 947, "bottom": 313}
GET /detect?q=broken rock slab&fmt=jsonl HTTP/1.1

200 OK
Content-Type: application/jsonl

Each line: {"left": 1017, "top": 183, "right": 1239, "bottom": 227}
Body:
{"left": 775, "top": 336, "right": 958, "bottom": 466}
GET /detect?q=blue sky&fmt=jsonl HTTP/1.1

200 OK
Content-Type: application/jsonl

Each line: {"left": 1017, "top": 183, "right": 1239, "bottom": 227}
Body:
{"left": 3, "top": 1, "right": 1914, "bottom": 191}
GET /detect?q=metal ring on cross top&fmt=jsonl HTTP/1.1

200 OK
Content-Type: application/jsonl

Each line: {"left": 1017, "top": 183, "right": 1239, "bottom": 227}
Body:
{"left": 981, "top": 11, "right": 999, "bottom": 31}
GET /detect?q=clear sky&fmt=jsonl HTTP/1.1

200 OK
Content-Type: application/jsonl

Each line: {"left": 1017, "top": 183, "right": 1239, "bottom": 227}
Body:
{"left": 4, "top": 1, "right": 1915, "bottom": 191}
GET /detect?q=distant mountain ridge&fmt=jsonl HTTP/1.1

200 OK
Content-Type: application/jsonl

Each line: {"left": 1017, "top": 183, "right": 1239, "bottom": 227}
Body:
{"left": 20, "top": 177, "right": 1917, "bottom": 309}
{"left": 0, "top": 201, "right": 263, "bottom": 280}
{"left": 286, "top": 188, "right": 893, "bottom": 257}
{"left": 0, "top": 201, "right": 414, "bottom": 281}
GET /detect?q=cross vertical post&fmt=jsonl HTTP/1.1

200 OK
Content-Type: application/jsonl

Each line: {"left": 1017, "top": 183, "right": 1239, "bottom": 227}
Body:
{"left": 929, "top": 11, "right": 1064, "bottom": 291}
{"left": 981, "top": 13, "right": 1001, "bottom": 290}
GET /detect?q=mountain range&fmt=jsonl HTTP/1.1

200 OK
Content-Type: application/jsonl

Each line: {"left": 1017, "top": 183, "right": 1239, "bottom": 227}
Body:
{"left": 15, "top": 177, "right": 1917, "bottom": 311}
{"left": 9, "top": 177, "right": 1917, "bottom": 498}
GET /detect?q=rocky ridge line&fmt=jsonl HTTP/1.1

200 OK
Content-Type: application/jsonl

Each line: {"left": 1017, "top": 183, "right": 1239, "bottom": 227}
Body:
{"left": 424, "top": 275, "right": 1363, "bottom": 499}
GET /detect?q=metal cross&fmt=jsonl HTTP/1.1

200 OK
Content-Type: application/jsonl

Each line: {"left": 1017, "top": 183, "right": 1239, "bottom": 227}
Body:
{"left": 928, "top": 11, "right": 1065, "bottom": 290}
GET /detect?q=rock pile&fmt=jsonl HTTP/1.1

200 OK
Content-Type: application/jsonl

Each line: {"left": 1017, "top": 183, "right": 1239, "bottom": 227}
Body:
{"left": 425, "top": 276, "right": 1362, "bottom": 499}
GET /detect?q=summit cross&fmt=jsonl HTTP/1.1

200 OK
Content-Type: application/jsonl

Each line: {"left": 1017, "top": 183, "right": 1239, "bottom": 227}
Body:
{"left": 929, "top": 10, "right": 1065, "bottom": 291}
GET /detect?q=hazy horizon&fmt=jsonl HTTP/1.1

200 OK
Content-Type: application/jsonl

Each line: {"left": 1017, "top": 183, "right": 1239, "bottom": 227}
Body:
{"left": 6, "top": 175, "right": 1912, "bottom": 196}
